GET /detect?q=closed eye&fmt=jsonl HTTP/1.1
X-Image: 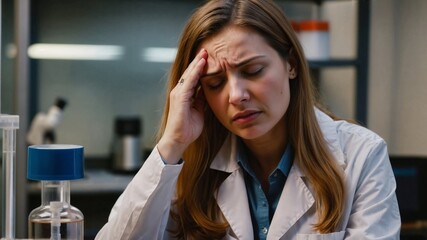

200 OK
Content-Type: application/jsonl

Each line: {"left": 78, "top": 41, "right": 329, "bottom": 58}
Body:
{"left": 241, "top": 65, "right": 264, "bottom": 78}
{"left": 202, "top": 77, "right": 225, "bottom": 90}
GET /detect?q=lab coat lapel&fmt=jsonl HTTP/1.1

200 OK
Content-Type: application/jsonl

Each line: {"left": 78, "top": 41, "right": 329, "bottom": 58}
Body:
{"left": 267, "top": 164, "right": 315, "bottom": 239}
{"left": 216, "top": 169, "right": 254, "bottom": 239}
{"left": 211, "top": 135, "right": 254, "bottom": 239}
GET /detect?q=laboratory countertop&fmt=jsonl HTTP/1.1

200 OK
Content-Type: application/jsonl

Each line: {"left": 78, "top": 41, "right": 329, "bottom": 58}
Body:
{"left": 28, "top": 169, "right": 135, "bottom": 194}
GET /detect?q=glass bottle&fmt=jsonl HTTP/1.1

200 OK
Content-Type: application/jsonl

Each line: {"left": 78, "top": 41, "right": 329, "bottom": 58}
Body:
{"left": 27, "top": 144, "right": 84, "bottom": 240}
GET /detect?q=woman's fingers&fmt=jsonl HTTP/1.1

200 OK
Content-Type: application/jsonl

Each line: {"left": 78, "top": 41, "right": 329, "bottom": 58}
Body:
{"left": 178, "top": 49, "right": 207, "bottom": 89}
{"left": 171, "top": 49, "right": 207, "bottom": 109}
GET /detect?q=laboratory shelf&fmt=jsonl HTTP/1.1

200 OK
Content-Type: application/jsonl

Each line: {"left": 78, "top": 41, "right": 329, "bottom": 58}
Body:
{"left": 308, "top": 59, "right": 359, "bottom": 68}
{"left": 295, "top": 0, "right": 370, "bottom": 125}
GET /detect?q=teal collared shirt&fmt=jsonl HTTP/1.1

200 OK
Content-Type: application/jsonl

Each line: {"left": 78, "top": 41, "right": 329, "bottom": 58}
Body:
{"left": 237, "top": 140, "right": 293, "bottom": 240}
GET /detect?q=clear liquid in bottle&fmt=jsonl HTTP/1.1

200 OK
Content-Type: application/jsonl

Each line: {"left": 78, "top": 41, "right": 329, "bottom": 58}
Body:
{"left": 29, "top": 218, "right": 83, "bottom": 239}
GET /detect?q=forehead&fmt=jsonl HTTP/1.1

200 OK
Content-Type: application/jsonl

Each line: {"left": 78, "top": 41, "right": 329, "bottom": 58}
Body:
{"left": 199, "top": 26, "right": 271, "bottom": 66}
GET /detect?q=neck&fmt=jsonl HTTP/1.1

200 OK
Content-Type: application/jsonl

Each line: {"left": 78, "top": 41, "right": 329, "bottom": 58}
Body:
{"left": 241, "top": 117, "right": 288, "bottom": 182}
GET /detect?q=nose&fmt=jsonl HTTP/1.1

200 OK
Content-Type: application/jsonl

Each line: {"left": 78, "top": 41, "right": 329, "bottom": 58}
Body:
{"left": 228, "top": 75, "right": 250, "bottom": 105}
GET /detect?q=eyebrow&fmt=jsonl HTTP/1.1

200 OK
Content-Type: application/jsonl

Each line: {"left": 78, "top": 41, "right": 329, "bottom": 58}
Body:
{"left": 202, "top": 55, "right": 266, "bottom": 78}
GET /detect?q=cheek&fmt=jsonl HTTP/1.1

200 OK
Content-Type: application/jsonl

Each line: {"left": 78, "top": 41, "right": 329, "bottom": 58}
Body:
{"left": 261, "top": 75, "right": 290, "bottom": 98}
{"left": 203, "top": 90, "right": 227, "bottom": 119}
{"left": 279, "top": 82, "right": 291, "bottom": 112}
{"left": 278, "top": 81, "right": 291, "bottom": 103}
{"left": 261, "top": 77, "right": 291, "bottom": 112}
{"left": 280, "top": 80, "right": 290, "bottom": 95}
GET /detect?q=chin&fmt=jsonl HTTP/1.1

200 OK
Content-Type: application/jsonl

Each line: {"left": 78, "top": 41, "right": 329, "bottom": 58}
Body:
{"left": 234, "top": 128, "right": 267, "bottom": 140}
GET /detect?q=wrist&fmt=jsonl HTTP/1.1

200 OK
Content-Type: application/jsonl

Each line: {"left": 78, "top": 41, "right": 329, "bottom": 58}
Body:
{"left": 157, "top": 138, "right": 186, "bottom": 165}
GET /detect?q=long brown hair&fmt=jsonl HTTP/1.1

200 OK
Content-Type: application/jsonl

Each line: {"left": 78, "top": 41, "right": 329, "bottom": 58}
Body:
{"left": 157, "top": 0, "right": 345, "bottom": 238}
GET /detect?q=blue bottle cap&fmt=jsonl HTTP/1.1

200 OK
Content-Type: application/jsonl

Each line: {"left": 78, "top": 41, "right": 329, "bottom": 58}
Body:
{"left": 27, "top": 144, "right": 84, "bottom": 180}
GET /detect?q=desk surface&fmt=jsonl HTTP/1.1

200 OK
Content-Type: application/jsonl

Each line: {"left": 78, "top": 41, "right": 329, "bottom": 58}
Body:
{"left": 28, "top": 169, "right": 134, "bottom": 194}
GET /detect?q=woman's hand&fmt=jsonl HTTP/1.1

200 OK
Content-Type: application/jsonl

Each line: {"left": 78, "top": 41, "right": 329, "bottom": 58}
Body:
{"left": 157, "top": 49, "right": 208, "bottom": 164}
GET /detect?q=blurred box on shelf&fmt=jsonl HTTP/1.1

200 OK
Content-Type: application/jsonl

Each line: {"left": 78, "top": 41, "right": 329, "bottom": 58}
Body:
{"left": 292, "top": 20, "right": 330, "bottom": 60}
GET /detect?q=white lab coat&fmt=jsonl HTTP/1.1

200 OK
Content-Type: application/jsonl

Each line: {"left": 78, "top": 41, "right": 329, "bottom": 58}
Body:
{"left": 96, "top": 110, "right": 401, "bottom": 239}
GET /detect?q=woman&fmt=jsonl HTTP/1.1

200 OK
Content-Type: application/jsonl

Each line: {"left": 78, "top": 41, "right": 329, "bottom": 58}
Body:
{"left": 96, "top": 0, "right": 400, "bottom": 239}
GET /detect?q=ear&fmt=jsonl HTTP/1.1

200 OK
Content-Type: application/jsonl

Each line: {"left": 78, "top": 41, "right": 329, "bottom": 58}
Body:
{"left": 287, "top": 62, "right": 297, "bottom": 79}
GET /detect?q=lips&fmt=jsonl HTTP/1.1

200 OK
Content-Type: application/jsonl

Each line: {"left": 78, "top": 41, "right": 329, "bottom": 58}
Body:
{"left": 232, "top": 110, "right": 261, "bottom": 124}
